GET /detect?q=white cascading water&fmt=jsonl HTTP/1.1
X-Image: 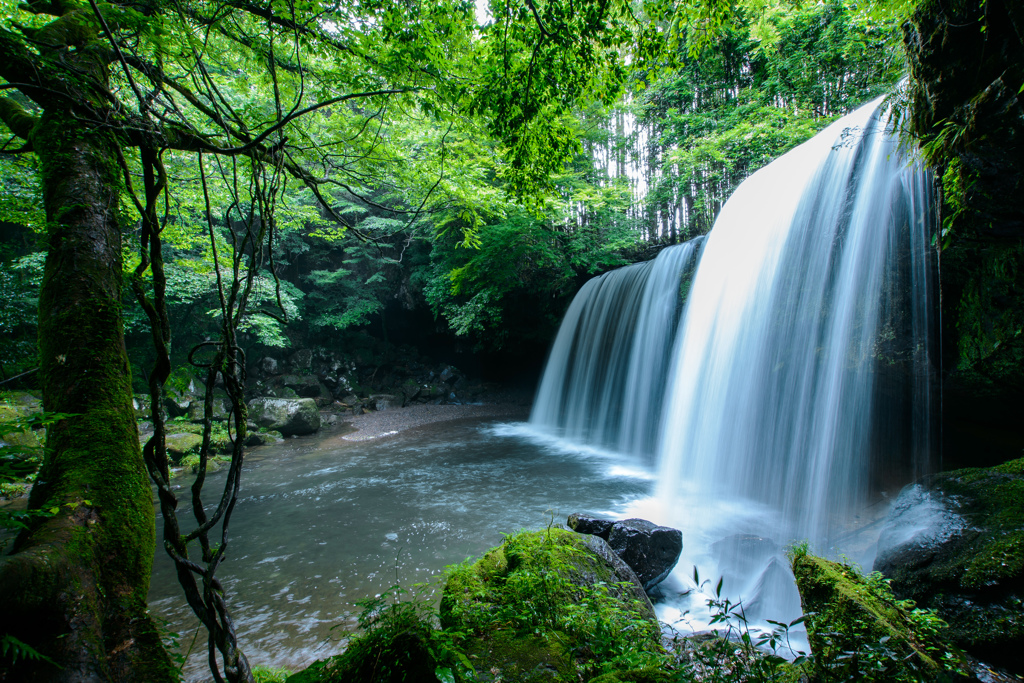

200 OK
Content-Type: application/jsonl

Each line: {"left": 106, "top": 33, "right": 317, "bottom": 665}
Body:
{"left": 530, "top": 95, "right": 936, "bottom": 625}
{"left": 530, "top": 238, "right": 703, "bottom": 463}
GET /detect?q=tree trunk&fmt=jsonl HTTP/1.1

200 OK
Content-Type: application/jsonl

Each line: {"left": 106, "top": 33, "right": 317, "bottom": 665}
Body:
{"left": 0, "top": 114, "right": 173, "bottom": 682}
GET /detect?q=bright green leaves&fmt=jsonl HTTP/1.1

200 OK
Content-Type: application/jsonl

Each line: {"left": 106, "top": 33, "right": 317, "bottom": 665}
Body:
{"left": 470, "top": 0, "right": 636, "bottom": 198}
{"left": 628, "top": 0, "right": 899, "bottom": 239}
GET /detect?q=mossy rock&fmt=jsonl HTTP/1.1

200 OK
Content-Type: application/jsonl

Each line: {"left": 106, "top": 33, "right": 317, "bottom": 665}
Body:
{"left": 441, "top": 529, "right": 665, "bottom": 681}
{"left": 0, "top": 396, "right": 46, "bottom": 451}
{"left": 459, "top": 629, "right": 573, "bottom": 683}
{"left": 874, "top": 458, "right": 1024, "bottom": 670}
{"left": 246, "top": 432, "right": 281, "bottom": 447}
{"left": 0, "top": 410, "right": 43, "bottom": 452}
{"left": 793, "top": 552, "right": 961, "bottom": 681}
{"left": 164, "top": 432, "right": 203, "bottom": 459}
{"left": 0, "top": 391, "right": 42, "bottom": 414}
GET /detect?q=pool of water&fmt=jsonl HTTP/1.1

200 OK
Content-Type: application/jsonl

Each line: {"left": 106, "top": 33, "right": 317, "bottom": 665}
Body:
{"left": 148, "top": 417, "right": 654, "bottom": 679}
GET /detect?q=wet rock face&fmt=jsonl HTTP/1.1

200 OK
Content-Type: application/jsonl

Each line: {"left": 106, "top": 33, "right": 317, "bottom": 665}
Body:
{"left": 874, "top": 458, "right": 1024, "bottom": 672}
{"left": 904, "top": 0, "right": 1024, "bottom": 245}
{"left": 567, "top": 514, "right": 682, "bottom": 592}
{"left": 607, "top": 519, "right": 684, "bottom": 592}
{"left": 904, "top": 0, "right": 1024, "bottom": 462}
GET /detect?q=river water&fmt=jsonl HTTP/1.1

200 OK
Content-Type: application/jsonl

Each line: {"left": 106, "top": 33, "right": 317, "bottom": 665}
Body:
{"left": 148, "top": 416, "right": 654, "bottom": 679}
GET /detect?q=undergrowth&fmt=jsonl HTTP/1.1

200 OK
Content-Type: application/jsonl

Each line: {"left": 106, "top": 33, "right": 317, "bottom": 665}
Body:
{"left": 275, "top": 534, "right": 971, "bottom": 683}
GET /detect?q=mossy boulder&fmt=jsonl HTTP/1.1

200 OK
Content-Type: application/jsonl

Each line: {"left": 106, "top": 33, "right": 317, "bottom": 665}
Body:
{"left": 456, "top": 629, "right": 574, "bottom": 683}
{"left": 186, "top": 395, "right": 232, "bottom": 422}
{"left": 793, "top": 552, "right": 964, "bottom": 681}
{"left": 874, "top": 458, "right": 1024, "bottom": 671}
{"left": 0, "top": 390, "right": 42, "bottom": 414}
{"left": 248, "top": 397, "right": 320, "bottom": 436}
{"left": 245, "top": 431, "right": 281, "bottom": 447}
{"left": 0, "top": 407, "right": 43, "bottom": 452}
{"left": 0, "top": 393, "right": 45, "bottom": 451}
{"left": 164, "top": 432, "right": 203, "bottom": 459}
{"left": 440, "top": 528, "right": 664, "bottom": 682}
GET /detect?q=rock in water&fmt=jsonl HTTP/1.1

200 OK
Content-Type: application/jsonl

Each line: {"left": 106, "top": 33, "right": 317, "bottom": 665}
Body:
{"left": 874, "top": 458, "right": 1024, "bottom": 672}
{"left": 567, "top": 513, "right": 614, "bottom": 539}
{"left": 247, "top": 397, "right": 321, "bottom": 436}
{"left": 607, "top": 518, "right": 682, "bottom": 591}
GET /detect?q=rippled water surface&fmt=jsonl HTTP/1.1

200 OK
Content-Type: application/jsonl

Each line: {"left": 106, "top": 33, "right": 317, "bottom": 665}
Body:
{"left": 148, "top": 417, "right": 652, "bottom": 679}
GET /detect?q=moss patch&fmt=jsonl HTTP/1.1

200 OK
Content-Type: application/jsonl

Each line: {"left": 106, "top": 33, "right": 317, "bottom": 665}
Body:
{"left": 441, "top": 529, "right": 665, "bottom": 681}
{"left": 792, "top": 552, "right": 964, "bottom": 682}
{"left": 164, "top": 433, "right": 203, "bottom": 459}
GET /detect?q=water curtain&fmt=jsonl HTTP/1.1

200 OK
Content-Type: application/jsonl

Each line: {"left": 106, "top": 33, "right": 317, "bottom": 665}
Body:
{"left": 532, "top": 97, "right": 936, "bottom": 601}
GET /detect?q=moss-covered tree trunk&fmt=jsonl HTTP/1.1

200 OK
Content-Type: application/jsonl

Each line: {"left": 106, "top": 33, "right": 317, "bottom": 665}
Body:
{"left": 0, "top": 114, "right": 172, "bottom": 681}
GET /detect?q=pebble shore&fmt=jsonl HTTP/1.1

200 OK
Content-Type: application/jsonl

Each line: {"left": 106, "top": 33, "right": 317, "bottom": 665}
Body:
{"left": 336, "top": 399, "right": 532, "bottom": 442}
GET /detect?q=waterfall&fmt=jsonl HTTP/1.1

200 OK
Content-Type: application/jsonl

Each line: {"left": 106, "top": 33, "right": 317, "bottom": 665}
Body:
{"left": 530, "top": 95, "right": 936, "bottom": 622}
{"left": 531, "top": 238, "right": 704, "bottom": 462}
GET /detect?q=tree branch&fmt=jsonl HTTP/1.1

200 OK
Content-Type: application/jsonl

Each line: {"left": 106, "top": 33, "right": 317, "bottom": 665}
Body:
{"left": 0, "top": 97, "right": 38, "bottom": 139}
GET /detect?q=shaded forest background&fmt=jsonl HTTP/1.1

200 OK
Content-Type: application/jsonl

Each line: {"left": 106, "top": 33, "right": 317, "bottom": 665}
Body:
{"left": 0, "top": 0, "right": 905, "bottom": 387}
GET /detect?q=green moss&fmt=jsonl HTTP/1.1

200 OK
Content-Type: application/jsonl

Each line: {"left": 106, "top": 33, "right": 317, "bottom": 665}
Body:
{"left": 164, "top": 433, "right": 203, "bottom": 460}
{"left": 253, "top": 664, "right": 294, "bottom": 682}
{"left": 995, "top": 457, "right": 1024, "bottom": 476}
{"left": 962, "top": 532, "right": 1024, "bottom": 588}
{"left": 458, "top": 629, "right": 573, "bottom": 683}
{"left": 792, "top": 553, "right": 964, "bottom": 681}
{"left": 442, "top": 529, "right": 665, "bottom": 680}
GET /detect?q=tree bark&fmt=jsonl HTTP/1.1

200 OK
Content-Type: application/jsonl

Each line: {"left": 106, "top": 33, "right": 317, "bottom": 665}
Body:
{"left": 0, "top": 113, "right": 173, "bottom": 682}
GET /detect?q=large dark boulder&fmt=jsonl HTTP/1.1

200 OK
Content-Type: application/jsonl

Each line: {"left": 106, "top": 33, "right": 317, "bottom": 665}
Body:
{"left": 247, "top": 397, "right": 321, "bottom": 436}
{"left": 873, "top": 458, "right": 1024, "bottom": 672}
{"left": 606, "top": 519, "right": 683, "bottom": 592}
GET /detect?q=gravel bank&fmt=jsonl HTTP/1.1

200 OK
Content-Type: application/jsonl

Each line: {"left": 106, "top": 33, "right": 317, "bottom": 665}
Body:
{"left": 336, "top": 401, "right": 532, "bottom": 441}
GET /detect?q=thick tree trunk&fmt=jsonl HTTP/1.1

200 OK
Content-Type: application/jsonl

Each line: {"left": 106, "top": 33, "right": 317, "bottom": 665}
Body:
{"left": 0, "top": 115, "right": 173, "bottom": 682}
